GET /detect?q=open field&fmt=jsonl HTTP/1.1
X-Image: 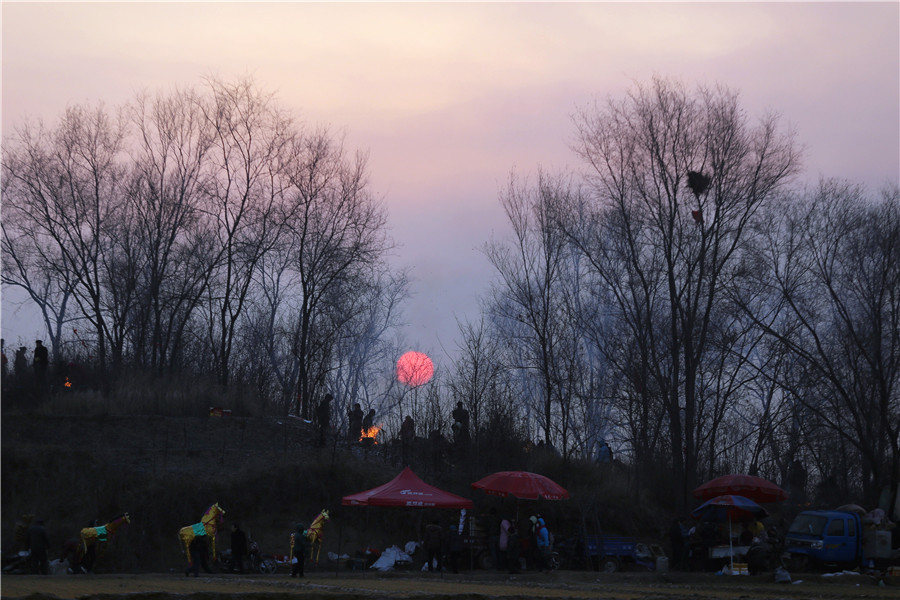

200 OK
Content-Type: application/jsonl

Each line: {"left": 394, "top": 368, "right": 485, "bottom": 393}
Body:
{"left": 2, "top": 570, "right": 898, "bottom": 600}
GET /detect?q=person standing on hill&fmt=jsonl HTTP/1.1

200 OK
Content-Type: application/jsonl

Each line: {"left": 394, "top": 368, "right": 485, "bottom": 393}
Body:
{"left": 315, "top": 394, "right": 332, "bottom": 447}
{"left": 347, "top": 403, "right": 364, "bottom": 440}
{"left": 1, "top": 339, "right": 8, "bottom": 389}
{"left": 451, "top": 401, "right": 470, "bottom": 444}
{"left": 33, "top": 340, "right": 49, "bottom": 384}
{"left": 14, "top": 347, "right": 27, "bottom": 384}
{"left": 362, "top": 408, "right": 375, "bottom": 432}
{"left": 400, "top": 415, "right": 415, "bottom": 464}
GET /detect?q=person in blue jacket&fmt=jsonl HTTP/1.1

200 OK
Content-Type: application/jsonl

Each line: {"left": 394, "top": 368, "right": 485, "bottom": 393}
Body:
{"left": 534, "top": 517, "right": 551, "bottom": 572}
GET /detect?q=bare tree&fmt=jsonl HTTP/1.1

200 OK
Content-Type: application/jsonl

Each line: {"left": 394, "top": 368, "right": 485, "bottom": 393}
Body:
{"left": 2, "top": 76, "right": 403, "bottom": 420}
{"left": 279, "top": 127, "right": 392, "bottom": 418}
{"left": 2, "top": 105, "right": 131, "bottom": 392}
{"left": 736, "top": 180, "right": 900, "bottom": 509}
{"left": 197, "top": 77, "right": 295, "bottom": 386}
{"left": 325, "top": 267, "right": 408, "bottom": 422}
{"left": 125, "top": 86, "right": 216, "bottom": 373}
{"left": 485, "top": 170, "right": 584, "bottom": 451}
{"left": 1, "top": 211, "right": 78, "bottom": 365}
{"left": 448, "top": 316, "right": 507, "bottom": 448}
{"left": 570, "top": 77, "right": 801, "bottom": 506}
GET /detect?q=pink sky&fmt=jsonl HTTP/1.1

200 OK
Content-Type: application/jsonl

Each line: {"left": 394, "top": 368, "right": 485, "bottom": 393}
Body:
{"left": 2, "top": 1, "right": 899, "bottom": 364}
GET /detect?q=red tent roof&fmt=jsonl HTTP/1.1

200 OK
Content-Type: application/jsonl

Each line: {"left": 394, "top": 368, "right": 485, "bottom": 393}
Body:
{"left": 342, "top": 467, "right": 473, "bottom": 509}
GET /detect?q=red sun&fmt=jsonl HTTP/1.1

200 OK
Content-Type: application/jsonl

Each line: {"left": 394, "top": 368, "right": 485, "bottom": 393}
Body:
{"left": 396, "top": 351, "right": 434, "bottom": 387}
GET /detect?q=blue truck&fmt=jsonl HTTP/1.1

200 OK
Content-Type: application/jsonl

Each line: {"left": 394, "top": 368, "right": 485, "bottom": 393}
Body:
{"left": 783, "top": 510, "right": 894, "bottom": 570}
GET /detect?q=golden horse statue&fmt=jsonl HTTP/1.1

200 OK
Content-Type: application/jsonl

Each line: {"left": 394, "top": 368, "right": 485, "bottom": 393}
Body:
{"left": 305, "top": 509, "right": 330, "bottom": 565}
{"left": 178, "top": 503, "right": 225, "bottom": 568}
{"left": 75, "top": 513, "right": 130, "bottom": 572}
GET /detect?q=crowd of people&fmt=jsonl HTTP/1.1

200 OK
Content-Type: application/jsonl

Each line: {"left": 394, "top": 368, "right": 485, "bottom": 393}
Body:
{"left": 313, "top": 393, "right": 473, "bottom": 472}
{"left": 1, "top": 338, "right": 50, "bottom": 395}
{"left": 450, "top": 509, "right": 556, "bottom": 574}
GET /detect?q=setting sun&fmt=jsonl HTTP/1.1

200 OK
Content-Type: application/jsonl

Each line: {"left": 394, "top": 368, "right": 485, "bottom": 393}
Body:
{"left": 396, "top": 351, "right": 434, "bottom": 387}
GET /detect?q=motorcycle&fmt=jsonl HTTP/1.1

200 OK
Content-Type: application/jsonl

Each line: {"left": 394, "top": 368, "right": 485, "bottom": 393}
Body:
{"left": 217, "top": 539, "right": 277, "bottom": 574}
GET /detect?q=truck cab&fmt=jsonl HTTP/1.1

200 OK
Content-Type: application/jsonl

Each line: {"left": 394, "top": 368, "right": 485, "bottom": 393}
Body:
{"left": 784, "top": 510, "right": 861, "bottom": 569}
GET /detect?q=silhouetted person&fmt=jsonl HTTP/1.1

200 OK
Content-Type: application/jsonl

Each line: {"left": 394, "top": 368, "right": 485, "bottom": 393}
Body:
{"left": 400, "top": 415, "right": 415, "bottom": 465}
{"left": 347, "top": 402, "right": 363, "bottom": 440}
{"left": 13, "top": 514, "right": 34, "bottom": 554}
{"left": 60, "top": 537, "right": 81, "bottom": 574}
{"left": 506, "top": 523, "right": 521, "bottom": 574}
{"left": 498, "top": 515, "right": 511, "bottom": 571}
{"left": 447, "top": 524, "right": 464, "bottom": 573}
{"left": 316, "top": 394, "right": 332, "bottom": 447}
{"left": 291, "top": 523, "right": 309, "bottom": 577}
{"left": 739, "top": 522, "right": 753, "bottom": 546}
{"left": 185, "top": 535, "right": 212, "bottom": 576}
{"left": 33, "top": 340, "right": 49, "bottom": 384}
{"left": 484, "top": 508, "right": 500, "bottom": 571}
{"left": 424, "top": 520, "right": 443, "bottom": 572}
{"left": 362, "top": 408, "right": 375, "bottom": 432}
{"left": 81, "top": 518, "right": 99, "bottom": 572}
{"left": 669, "top": 519, "right": 685, "bottom": 570}
{"left": 27, "top": 518, "right": 49, "bottom": 575}
{"left": 451, "top": 401, "right": 470, "bottom": 444}
{"left": 1, "top": 338, "right": 8, "bottom": 388}
{"left": 596, "top": 439, "right": 613, "bottom": 463}
{"left": 14, "top": 347, "right": 27, "bottom": 385}
{"left": 230, "top": 523, "right": 247, "bottom": 573}
{"left": 534, "top": 516, "right": 551, "bottom": 572}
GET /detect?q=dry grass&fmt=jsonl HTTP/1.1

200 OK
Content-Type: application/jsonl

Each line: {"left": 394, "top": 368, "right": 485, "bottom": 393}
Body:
{"left": 1, "top": 570, "right": 897, "bottom": 600}
{"left": 31, "top": 371, "right": 262, "bottom": 417}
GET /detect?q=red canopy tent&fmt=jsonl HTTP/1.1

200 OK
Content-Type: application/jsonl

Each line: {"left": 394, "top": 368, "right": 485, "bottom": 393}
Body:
{"left": 342, "top": 467, "right": 473, "bottom": 509}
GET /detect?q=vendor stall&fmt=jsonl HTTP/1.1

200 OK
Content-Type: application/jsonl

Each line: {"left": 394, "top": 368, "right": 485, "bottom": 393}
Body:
{"left": 342, "top": 467, "right": 473, "bottom": 509}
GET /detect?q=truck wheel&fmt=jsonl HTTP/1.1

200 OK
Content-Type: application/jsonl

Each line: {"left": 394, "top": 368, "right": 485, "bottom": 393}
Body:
{"left": 600, "top": 557, "right": 619, "bottom": 573}
{"left": 789, "top": 554, "right": 808, "bottom": 572}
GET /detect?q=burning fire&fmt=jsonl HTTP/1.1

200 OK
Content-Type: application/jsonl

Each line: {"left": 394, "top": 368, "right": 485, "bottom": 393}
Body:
{"left": 359, "top": 425, "right": 381, "bottom": 444}
{"left": 64, "top": 377, "right": 72, "bottom": 389}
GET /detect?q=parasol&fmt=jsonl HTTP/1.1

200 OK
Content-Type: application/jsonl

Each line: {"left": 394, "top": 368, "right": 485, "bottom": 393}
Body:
{"left": 693, "top": 474, "right": 787, "bottom": 504}
{"left": 471, "top": 471, "right": 569, "bottom": 501}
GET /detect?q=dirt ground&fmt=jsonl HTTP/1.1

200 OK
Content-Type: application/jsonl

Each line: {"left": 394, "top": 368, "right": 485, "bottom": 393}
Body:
{"left": 2, "top": 569, "right": 898, "bottom": 600}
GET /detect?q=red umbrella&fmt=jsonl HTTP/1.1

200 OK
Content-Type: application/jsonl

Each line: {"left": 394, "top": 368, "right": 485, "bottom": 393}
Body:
{"left": 693, "top": 474, "right": 787, "bottom": 503}
{"left": 471, "top": 471, "right": 569, "bottom": 501}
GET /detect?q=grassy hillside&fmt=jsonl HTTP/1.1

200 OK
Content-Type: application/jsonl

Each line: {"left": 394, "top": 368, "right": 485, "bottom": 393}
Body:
{"left": 1, "top": 413, "right": 668, "bottom": 573}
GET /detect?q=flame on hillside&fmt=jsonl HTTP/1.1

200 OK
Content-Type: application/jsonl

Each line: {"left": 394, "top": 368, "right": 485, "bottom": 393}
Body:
{"left": 64, "top": 377, "right": 72, "bottom": 389}
{"left": 359, "top": 425, "right": 381, "bottom": 444}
